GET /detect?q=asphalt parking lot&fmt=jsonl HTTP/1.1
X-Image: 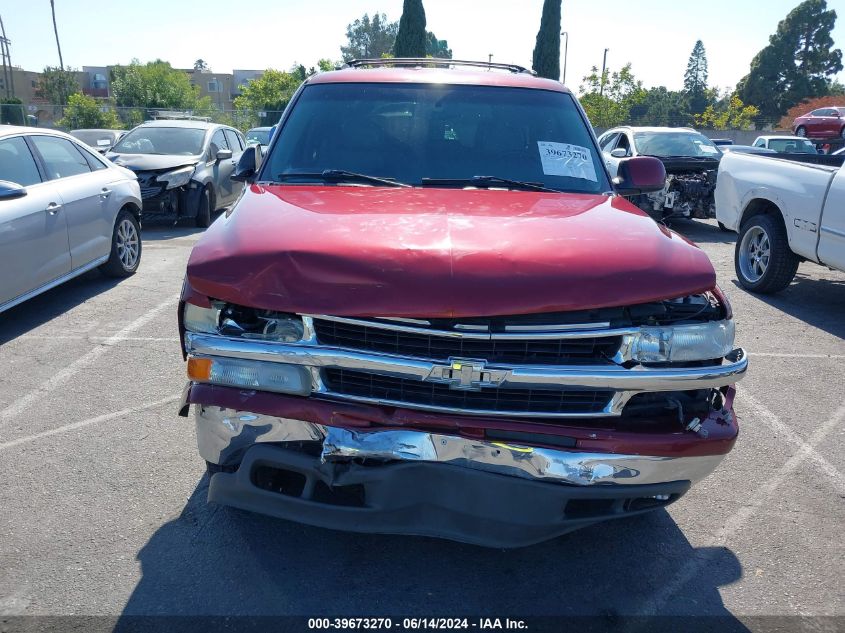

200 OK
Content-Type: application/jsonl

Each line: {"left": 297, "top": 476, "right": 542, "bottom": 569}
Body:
{"left": 0, "top": 216, "right": 843, "bottom": 630}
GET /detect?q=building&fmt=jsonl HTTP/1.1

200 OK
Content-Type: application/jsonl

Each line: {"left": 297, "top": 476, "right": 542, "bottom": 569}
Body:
{"left": 186, "top": 69, "right": 235, "bottom": 110}
{"left": 233, "top": 69, "right": 264, "bottom": 96}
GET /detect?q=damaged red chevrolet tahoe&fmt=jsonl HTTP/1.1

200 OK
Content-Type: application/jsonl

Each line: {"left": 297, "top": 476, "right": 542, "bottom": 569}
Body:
{"left": 177, "top": 60, "right": 747, "bottom": 547}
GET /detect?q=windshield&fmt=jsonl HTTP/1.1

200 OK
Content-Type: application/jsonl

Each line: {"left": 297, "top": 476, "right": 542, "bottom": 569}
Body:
{"left": 71, "top": 130, "right": 119, "bottom": 148}
{"left": 111, "top": 127, "right": 206, "bottom": 155}
{"left": 246, "top": 129, "right": 271, "bottom": 145}
{"left": 263, "top": 83, "right": 609, "bottom": 193}
{"left": 633, "top": 131, "right": 721, "bottom": 158}
{"left": 767, "top": 138, "right": 818, "bottom": 154}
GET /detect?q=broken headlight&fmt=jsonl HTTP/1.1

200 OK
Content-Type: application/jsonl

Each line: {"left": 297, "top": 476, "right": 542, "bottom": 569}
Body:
{"left": 157, "top": 165, "right": 195, "bottom": 190}
{"left": 630, "top": 319, "right": 735, "bottom": 363}
{"left": 184, "top": 302, "right": 305, "bottom": 343}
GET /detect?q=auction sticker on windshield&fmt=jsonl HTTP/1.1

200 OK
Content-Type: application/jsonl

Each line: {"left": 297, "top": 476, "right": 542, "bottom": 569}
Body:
{"left": 537, "top": 141, "right": 597, "bottom": 182}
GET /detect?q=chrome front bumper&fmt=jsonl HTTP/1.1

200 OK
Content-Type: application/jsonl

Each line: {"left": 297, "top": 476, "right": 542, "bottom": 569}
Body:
{"left": 185, "top": 331, "right": 747, "bottom": 418}
{"left": 195, "top": 405, "right": 726, "bottom": 487}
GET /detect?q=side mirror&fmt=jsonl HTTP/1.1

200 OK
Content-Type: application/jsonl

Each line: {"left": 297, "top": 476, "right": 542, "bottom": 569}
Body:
{"left": 610, "top": 148, "right": 628, "bottom": 158}
{"left": 0, "top": 180, "right": 27, "bottom": 200}
{"left": 613, "top": 156, "right": 666, "bottom": 196}
{"left": 216, "top": 148, "right": 233, "bottom": 161}
{"left": 232, "top": 145, "right": 261, "bottom": 183}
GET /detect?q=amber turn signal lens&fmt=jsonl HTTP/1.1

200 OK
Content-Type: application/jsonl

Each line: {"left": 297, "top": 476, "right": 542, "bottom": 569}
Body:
{"left": 187, "top": 357, "right": 213, "bottom": 381}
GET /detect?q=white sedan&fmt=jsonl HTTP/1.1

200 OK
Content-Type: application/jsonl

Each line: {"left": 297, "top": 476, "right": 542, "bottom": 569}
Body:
{"left": 0, "top": 126, "right": 142, "bottom": 313}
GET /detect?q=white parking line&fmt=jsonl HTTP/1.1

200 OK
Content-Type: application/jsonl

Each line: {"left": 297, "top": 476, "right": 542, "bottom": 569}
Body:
{"left": 0, "top": 298, "right": 175, "bottom": 430}
{"left": 634, "top": 398, "right": 845, "bottom": 618}
{"left": 0, "top": 395, "right": 179, "bottom": 451}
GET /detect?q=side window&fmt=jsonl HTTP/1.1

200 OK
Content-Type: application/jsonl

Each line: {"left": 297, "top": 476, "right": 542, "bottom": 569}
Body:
{"left": 74, "top": 142, "right": 108, "bottom": 171}
{"left": 753, "top": 139, "right": 764, "bottom": 147}
{"left": 224, "top": 129, "right": 242, "bottom": 152}
{"left": 599, "top": 133, "right": 619, "bottom": 152}
{"left": 616, "top": 134, "right": 631, "bottom": 155}
{"left": 210, "top": 129, "right": 228, "bottom": 152}
{"left": 0, "top": 136, "right": 42, "bottom": 186}
{"left": 30, "top": 135, "right": 92, "bottom": 179}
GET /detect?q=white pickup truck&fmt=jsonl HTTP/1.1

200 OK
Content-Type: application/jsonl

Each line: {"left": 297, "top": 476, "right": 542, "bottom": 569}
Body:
{"left": 715, "top": 151, "right": 845, "bottom": 293}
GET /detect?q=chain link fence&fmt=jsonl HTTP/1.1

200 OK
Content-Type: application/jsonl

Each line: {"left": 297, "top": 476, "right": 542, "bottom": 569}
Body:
{"left": 1, "top": 103, "right": 286, "bottom": 132}
{"left": 3, "top": 101, "right": 786, "bottom": 134}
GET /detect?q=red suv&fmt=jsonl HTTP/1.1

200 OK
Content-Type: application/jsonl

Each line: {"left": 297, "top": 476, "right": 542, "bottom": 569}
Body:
{"left": 176, "top": 59, "right": 747, "bottom": 547}
{"left": 792, "top": 106, "right": 845, "bottom": 139}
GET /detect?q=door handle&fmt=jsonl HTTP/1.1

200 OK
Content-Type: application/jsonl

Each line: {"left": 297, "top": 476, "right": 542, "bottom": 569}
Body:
{"left": 46, "top": 202, "right": 62, "bottom": 215}
{"left": 100, "top": 188, "right": 112, "bottom": 198}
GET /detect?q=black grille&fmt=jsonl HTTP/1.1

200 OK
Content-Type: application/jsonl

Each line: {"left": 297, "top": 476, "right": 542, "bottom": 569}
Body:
{"left": 322, "top": 369, "right": 612, "bottom": 415}
{"left": 313, "top": 319, "right": 620, "bottom": 365}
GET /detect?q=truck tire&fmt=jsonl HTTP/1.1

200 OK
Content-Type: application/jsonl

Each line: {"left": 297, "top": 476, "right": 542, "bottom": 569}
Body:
{"left": 99, "top": 209, "right": 141, "bottom": 277}
{"left": 195, "top": 187, "right": 212, "bottom": 228}
{"left": 735, "top": 214, "right": 799, "bottom": 294}
{"left": 795, "top": 126, "right": 807, "bottom": 137}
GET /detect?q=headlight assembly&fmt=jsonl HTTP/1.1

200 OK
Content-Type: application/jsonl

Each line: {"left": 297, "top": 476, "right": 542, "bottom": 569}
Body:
{"left": 157, "top": 165, "right": 195, "bottom": 189}
{"left": 630, "top": 319, "right": 735, "bottom": 363}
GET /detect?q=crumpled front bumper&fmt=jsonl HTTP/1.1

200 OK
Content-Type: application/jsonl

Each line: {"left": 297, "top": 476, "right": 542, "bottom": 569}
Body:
{"left": 188, "top": 388, "right": 737, "bottom": 546}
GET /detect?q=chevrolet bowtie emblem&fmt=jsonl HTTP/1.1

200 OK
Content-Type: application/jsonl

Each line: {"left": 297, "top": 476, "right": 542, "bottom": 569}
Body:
{"left": 426, "top": 358, "right": 508, "bottom": 391}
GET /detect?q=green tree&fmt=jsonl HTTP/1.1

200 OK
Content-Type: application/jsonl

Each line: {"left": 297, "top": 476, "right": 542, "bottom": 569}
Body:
{"left": 233, "top": 69, "right": 302, "bottom": 127}
{"left": 737, "top": 0, "right": 842, "bottom": 119}
{"left": 193, "top": 59, "right": 209, "bottom": 71}
{"left": 341, "top": 13, "right": 398, "bottom": 60}
{"left": 532, "top": 0, "right": 562, "bottom": 80}
{"left": 394, "top": 0, "right": 427, "bottom": 58}
{"left": 110, "top": 59, "right": 209, "bottom": 111}
{"left": 426, "top": 31, "right": 452, "bottom": 59}
{"left": 0, "top": 97, "right": 25, "bottom": 125}
{"left": 57, "top": 92, "right": 122, "bottom": 129}
{"left": 36, "top": 66, "right": 79, "bottom": 105}
{"left": 684, "top": 40, "right": 709, "bottom": 115}
{"left": 694, "top": 93, "right": 759, "bottom": 130}
{"left": 578, "top": 63, "right": 645, "bottom": 127}
{"left": 629, "top": 87, "right": 690, "bottom": 126}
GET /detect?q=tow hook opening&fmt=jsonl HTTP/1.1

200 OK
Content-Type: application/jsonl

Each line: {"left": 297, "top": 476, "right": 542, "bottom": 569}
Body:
{"left": 250, "top": 463, "right": 366, "bottom": 507}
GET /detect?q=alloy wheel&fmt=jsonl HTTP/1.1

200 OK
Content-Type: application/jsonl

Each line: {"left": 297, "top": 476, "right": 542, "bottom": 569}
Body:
{"left": 739, "top": 225, "right": 770, "bottom": 283}
{"left": 116, "top": 218, "right": 140, "bottom": 270}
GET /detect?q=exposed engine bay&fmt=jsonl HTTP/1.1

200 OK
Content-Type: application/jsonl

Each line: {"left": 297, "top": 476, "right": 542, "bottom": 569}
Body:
{"left": 630, "top": 157, "right": 720, "bottom": 221}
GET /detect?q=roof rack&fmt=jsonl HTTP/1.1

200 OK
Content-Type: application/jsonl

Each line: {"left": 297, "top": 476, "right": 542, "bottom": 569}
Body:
{"left": 345, "top": 58, "right": 536, "bottom": 75}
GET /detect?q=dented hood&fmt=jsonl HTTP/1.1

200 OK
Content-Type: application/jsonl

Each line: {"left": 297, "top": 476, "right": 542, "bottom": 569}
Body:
{"left": 186, "top": 185, "right": 716, "bottom": 318}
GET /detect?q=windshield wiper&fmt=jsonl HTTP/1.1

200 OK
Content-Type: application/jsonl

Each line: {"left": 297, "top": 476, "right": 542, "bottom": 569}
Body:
{"left": 421, "top": 175, "right": 560, "bottom": 193}
{"left": 275, "top": 169, "right": 410, "bottom": 187}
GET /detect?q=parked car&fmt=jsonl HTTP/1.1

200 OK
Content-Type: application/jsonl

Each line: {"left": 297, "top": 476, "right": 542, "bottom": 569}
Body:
{"left": 716, "top": 150, "right": 845, "bottom": 293}
{"left": 69, "top": 129, "right": 125, "bottom": 154}
{"left": 718, "top": 144, "right": 776, "bottom": 155}
{"left": 106, "top": 120, "right": 245, "bottom": 227}
{"left": 0, "top": 126, "right": 142, "bottom": 313}
{"left": 176, "top": 59, "right": 747, "bottom": 548}
{"left": 245, "top": 126, "right": 272, "bottom": 147}
{"left": 791, "top": 106, "right": 845, "bottom": 139}
{"left": 751, "top": 135, "right": 819, "bottom": 154}
{"left": 597, "top": 126, "right": 721, "bottom": 220}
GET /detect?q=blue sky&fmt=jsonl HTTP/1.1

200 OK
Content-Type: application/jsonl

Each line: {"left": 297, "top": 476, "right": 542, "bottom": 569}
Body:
{"left": 6, "top": 0, "right": 845, "bottom": 93}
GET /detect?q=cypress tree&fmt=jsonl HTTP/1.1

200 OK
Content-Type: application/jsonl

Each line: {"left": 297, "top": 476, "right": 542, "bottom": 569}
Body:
{"left": 532, "top": 0, "right": 562, "bottom": 79}
{"left": 394, "top": 0, "right": 427, "bottom": 58}
{"left": 684, "top": 40, "right": 709, "bottom": 115}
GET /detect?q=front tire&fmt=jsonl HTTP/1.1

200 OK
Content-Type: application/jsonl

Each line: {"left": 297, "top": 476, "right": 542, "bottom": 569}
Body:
{"left": 99, "top": 209, "right": 141, "bottom": 277}
{"left": 795, "top": 126, "right": 807, "bottom": 137}
{"left": 735, "top": 214, "right": 798, "bottom": 294}
{"left": 195, "top": 187, "right": 212, "bottom": 228}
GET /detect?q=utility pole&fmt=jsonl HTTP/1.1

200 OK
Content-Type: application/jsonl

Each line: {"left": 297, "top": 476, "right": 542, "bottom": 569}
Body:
{"left": 50, "top": 0, "right": 64, "bottom": 70}
{"left": 599, "top": 48, "right": 609, "bottom": 96}
{"left": 0, "top": 15, "right": 13, "bottom": 99}
{"left": 560, "top": 31, "right": 569, "bottom": 85}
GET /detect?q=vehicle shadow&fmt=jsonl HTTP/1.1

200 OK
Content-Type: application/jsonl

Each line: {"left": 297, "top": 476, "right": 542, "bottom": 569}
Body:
{"left": 667, "top": 218, "right": 736, "bottom": 245}
{"left": 0, "top": 270, "right": 122, "bottom": 345}
{"left": 114, "top": 479, "right": 747, "bottom": 630}
{"left": 732, "top": 275, "right": 845, "bottom": 340}
{"left": 139, "top": 213, "right": 223, "bottom": 242}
